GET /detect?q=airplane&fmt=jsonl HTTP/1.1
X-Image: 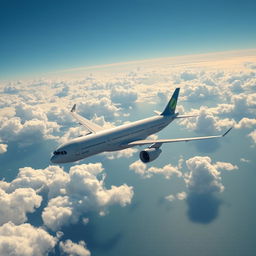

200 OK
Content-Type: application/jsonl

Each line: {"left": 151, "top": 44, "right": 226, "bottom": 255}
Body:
{"left": 50, "top": 88, "right": 232, "bottom": 164}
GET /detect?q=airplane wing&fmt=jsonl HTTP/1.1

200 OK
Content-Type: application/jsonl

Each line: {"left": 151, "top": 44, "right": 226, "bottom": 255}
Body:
{"left": 127, "top": 128, "right": 232, "bottom": 147}
{"left": 70, "top": 104, "right": 104, "bottom": 134}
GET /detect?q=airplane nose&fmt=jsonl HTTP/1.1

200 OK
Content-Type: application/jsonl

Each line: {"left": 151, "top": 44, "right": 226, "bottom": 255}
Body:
{"left": 50, "top": 155, "right": 58, "bottom": 164}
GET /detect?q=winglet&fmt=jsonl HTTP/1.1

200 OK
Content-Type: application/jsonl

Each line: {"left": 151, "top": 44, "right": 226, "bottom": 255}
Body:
{"left": 71, "top": 104, "right": 76, "bottom": 113}
{"left": 154, "top": 110, "right": 161, "bottom": 115}
{"left": 161, "top": 88, "right": 180, "bottom": 116}
{"left": 222, "top": 127, "right": 232, "bottom": 137}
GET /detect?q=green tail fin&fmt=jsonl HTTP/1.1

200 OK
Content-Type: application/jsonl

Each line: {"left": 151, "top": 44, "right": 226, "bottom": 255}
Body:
{"left": 161, "top": 88, "right": 180, "bottom": 116}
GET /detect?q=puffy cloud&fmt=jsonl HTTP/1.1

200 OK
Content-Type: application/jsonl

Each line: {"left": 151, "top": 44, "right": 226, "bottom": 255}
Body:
{"left": 180, "top": 71, "right": 197, "bottom": 81}
{"left": 0, "top": 222, "right": 57, "bottom": 256}
{"left": 234, "top": 117, "right": 256, "bottom": 129}
{"left": 184, "top": 156, "right": 237, "bottom": 195}
{"left": 179, "top": 107, "right": 234, "bottom": 134}
{"left": 157, "top": 90, "right": 169, "bottom": 102}
{"left": 165, "top": 192, "right": 187, "bottom": 202}
{"left": 104, "top": 148, "right": 138, "bottom": 160}
{"left": 214, "top": 161, "right": 238, "bottom": 171}
{"left": 248, "top": 129, "right": 256, "bottom": 144}
{"left": 0, "top": 117, "right": 60, "bottom": 146}
{"left": 231, "top": 93, "right": 256, "bottom": 117}
{"left": 40, "top": 163, "right": 133, "bottom": 231}
{"left": 76, "top": 97, "right": 120, "bottom": 121}
{"left": 59, "top": 126, "right": 87, "bottom": 144}
{"left": 42, "top": 196, "right": 73, "bottom": 231}
{"left": 91, "top": 114, "right": 114, "bottom": 129}
{"left": 46, "top": 106, "right": 74, "bottom": 125}
{"left": 240, "top": 158, "right": 250, "bottom": 163}
{"left": 146, "top": 165, "right": 182, "bottom": 179}
{"left": 5, "top": 165, "right": 69, "bottom": 199}
{"left": 165, "top": 194, "right": 175, "bottom": 202}
{"left": 176, "top": 191, "right": 187, "bottom": 200}
{"left": 3, "top": 86, "right": 19, "bottom": 94}
{"left": 129, "top": 160, "right": 147, "bottom": 176}
{"left": 15, "top": 103, "right": 47, "bottom": 122}
{"left": 1, "top": 163, "right": 133, "bottom": 231}
{"left": 129, "top": 160, "right": 182, "bottom": 179}
{"left": 185, "top": 156, "right": 225, "bottom": 194}
{"left": 184, "top": 156, "right": 238, "bottom": 223}
{"left": 0, "top": 188, "right": 42, "bottom": 225}
{"left": 183, "top": 84, "right": 219, "bottom": 101}
{"left": 0, "top": 143, "right": 7, "bottom": 154}
{"left": 59, "top": 240, "right": 90, "bottom": 256}
{"left": 55, "top": 85, "right": 69, "bottom": 97}
{"left": 245, "top": 62, "right": 256, "bottom": 70}
{"left": 110, "top": 87, "right": 137, "bottom": 106}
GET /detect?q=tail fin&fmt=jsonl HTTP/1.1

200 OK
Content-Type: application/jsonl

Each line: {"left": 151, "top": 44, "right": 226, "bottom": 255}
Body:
{"left": 161, "top": 88, "right": 180, "bottom": 116}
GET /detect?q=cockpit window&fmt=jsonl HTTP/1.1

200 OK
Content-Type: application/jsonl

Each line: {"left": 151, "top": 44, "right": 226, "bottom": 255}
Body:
{"left": 53, "top": 151, "right": 67, "bottom": 155}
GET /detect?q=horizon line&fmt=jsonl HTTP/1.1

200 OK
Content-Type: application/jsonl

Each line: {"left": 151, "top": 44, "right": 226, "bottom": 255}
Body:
{"left": 52, "top": 48, "right": 256, "bottom": 74}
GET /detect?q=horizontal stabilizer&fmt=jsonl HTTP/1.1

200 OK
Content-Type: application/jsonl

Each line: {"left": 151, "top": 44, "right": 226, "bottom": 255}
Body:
{"left": 175, "top": 114, "right": 198, "bottom": 118}
{"left": 154, "top": 110, "right": 161, "bottom": 115}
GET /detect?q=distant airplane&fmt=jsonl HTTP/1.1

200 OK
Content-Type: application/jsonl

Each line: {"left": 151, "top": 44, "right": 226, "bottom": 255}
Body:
{"left": 51, "top": 88, "right": 232, "bottom": 164}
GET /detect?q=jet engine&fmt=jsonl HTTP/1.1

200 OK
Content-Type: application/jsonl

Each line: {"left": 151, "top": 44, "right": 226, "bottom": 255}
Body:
{"left": 139, "top": 148, "right": 162, "bottom": 163}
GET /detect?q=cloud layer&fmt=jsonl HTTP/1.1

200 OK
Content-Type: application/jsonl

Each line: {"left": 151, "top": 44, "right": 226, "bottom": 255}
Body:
{"left": 0, "top": 222, "right": 56, "bottom": 256}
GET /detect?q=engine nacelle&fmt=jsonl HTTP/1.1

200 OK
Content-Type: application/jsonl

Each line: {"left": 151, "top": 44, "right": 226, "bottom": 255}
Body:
{"left": 139, "top": 148, "right": 162, "bottom": 163}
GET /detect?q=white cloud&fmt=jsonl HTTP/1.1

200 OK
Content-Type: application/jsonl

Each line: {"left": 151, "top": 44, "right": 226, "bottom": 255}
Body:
{"left": 214, "top": 161, "right": 238, "bottom": 171}
{"left": 185, "top": 156, "right": 223, "bottom": 194}
{"left": 0, "top": 188, "right": 42, "bottom": 225}
{"left": 234, "top": 118, "right": 256, "bottom": 129}
{"left": 104, "top": 148, "right": 138, "bottom": 160}
{"left": 179, "top": 107, "right": 234, "bottom": 135}
{"left": 176, "top": 191, "right": 187, "bottom": 200}
{"left": 180, "top": 71, "right": 197, "bottom": 81}
{"left": 129, "top": 160, "right": 182, "bottom": 179}
{"left": 76, "top": 97, "right": 120, "bottom": 121}
{"left": 231, "top": 93, "right": 256, "bottom": 117}
{"left": 0, "top": 117, "right": 60, "bottom": 146}
{"left": 129, "top": 160, "right": 147, "bottom": 176}
{"left": 184, "top": 156, "right": 237, "bottom": 195}
{"left": 240, "top": 158, "right": 250, "bottom": 163}
{"left": 46, "top": 106, "right": 74, "bottom": 125}
{"left": 165, "top": 191, "right": 187, "bottom": 202}
{"left": 110, "top": 87, "right": 137, "bottom": 106}
{"left": 0, "top": 143, "right": 7, "bottom": 154}
{"left": 248, "top": 129, "right": 256, "bottom": 144}
{"left": 41, "top": 163, "right": 133, "bottom": 231}
{"left": 0, "top": 222, "right": 57, "bottom": 256}
{"left": 59, "top": 126, "right": 87, "bottom": 144}
{"left": 1, "top": 163, "right": 133, "bottom": 231}
{"left": 42, "top": 196, "right": 73, "bottom": 231}
{"left": 1, "top": 50, "right": 255, "bottom": 254}
{"left": 15, "top": 103, "right": 47, "bottom": 122}
{"left": 183, "top": 84, "right": 219, "bottom": 101}
{"left": 5, "top": 165, "right": 69, "bottom": 199}
{"left": 165, "top": 194, "right": 175, "bottom": 202}
{"left": 59, "top": 240, "right": 90, "bottom": 256}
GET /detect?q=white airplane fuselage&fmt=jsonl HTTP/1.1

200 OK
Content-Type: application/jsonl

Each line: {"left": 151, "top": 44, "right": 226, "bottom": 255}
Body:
{"left": 50, "top": 88, "right": 231, "bottom": 164}
{"left": 51, "top": 115, "right": 175, "bottom": 164}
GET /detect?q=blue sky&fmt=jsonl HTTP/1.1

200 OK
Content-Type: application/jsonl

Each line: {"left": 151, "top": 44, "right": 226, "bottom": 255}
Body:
{"left": 1, "top": 0, "right": 256, "bottom": 79}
